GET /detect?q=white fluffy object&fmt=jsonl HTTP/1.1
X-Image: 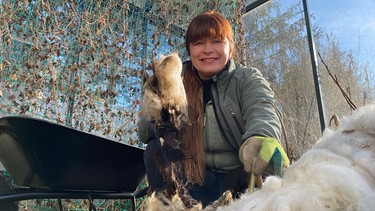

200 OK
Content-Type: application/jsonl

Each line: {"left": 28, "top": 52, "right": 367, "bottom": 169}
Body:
{"left": 142, "top": 192, "right": 203, "bottom": 211}
{"left": 153, "top": 52, "right": 187, "bottom": 114}
{"left": 217, "top": 104, "right": 375, "bottom": 211}
{"left": 142, "top": 105, "right": 375, "bottom": 211}
{"left": 140, "top": 52, "right": 187, "bottom": 123}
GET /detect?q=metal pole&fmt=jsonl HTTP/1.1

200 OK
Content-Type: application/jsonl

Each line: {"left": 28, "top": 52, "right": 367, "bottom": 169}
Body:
{"left": 302, "top": 0, "right": 326, "bottom": 133}
{"left": 246, "top": 0, "right": 270, "bottom": 13}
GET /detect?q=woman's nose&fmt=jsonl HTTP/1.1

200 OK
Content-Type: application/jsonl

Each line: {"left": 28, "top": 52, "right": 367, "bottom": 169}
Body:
{"left": 202, "top": 42, "right": 214, "bottom": 53}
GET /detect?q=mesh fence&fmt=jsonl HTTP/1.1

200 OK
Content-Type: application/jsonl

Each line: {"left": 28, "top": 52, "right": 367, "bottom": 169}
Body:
{"left": 1, "top": 0, "right": 246, "bottom": 210}
{"left": 0, "top": 0, "right": 245, "bottom": 146}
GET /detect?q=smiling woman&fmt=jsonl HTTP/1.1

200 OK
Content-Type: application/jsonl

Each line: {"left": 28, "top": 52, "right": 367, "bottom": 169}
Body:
{"left": 139, "top": 10, "right": 289, "bottom": 209}
{"left": 188, "top": 37, "right": 232, "bottom": 80}
{"left": 185, "top": 10, "right": 235, "bottom": 79}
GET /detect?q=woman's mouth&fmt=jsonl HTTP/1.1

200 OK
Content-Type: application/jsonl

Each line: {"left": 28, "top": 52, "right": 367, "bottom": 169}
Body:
{"left": 201, "top": 58, "right": 217, "bottom": 62}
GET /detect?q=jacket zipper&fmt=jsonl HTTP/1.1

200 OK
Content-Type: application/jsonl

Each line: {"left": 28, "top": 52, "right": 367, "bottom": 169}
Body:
{"left": 229, "top": 107, "right": 245, "bottom": 135}
{"left": 212, "top": 84, "right": 238, "bottom": 150}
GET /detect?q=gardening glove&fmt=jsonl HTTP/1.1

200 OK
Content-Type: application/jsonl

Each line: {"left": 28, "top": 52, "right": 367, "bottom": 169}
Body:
{"left": 239, "top": 136, "right": 289, "bottom": 176}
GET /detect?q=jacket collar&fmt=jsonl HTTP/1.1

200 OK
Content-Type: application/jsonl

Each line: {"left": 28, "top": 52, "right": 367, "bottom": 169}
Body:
{"left": 211, "top": 59, "right": 236, "bottom": 85}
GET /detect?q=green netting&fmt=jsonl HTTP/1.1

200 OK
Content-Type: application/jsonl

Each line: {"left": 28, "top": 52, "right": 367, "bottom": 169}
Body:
{"left": 0, "top": 0, "right": 244, "bottom": 210}
{"left": 0, "top": 0, "right": 244, "bottom": 146}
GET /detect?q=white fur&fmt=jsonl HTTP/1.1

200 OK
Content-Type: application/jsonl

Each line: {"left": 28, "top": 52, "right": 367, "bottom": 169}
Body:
{"left": 154, "top": 52, "right": 187, "bottom": 115}
{"left": 140, "top": 89, "right": 163, "bottom": 121}
{"left": 142, "top": 192, "right": 203, "bottom": 211}
{"left": 142, "top": 104, "right": 375, "bottom": 211}
{"left": 217, "top": 104, "right": 375, "bottom": 211}
{"left": 140, "top": 52, "right": 187, "bottom": 123}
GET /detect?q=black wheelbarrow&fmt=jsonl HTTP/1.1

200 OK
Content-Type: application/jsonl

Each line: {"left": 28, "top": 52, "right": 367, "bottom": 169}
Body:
{"left": 0, "top": 116, "right": 147, "bottom": 211}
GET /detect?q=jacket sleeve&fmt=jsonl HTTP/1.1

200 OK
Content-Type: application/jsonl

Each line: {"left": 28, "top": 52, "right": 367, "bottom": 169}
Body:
{"left": 240, "top": 67, "right": 282, "bottom": 141}
{"left": 137, "top": 116, "right": 156, "bottom": 144}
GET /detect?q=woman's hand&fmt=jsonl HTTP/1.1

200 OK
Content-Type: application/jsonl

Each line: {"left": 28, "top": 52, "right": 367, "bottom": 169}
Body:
{"left": 239, "top": 136, "right": 290, "bottom": 176}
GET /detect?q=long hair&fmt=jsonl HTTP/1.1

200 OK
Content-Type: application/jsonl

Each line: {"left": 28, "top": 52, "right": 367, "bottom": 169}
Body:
{"left": 181, "top": 63, "right": 205, "bottom": 185}
{"left": 181, "top": 10, "right": 235, "bottom": 185}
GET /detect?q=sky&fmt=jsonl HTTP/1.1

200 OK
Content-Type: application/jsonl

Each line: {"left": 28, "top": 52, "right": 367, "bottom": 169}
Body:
{"left": 304, "top": 0, "right": 375, "bottom": 66}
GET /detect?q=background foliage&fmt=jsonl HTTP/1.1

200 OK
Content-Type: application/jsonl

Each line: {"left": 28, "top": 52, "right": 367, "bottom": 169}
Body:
{"left": 0, "top": 0, "right": 244, "bottom": 147}
{"left": 244, "top": 1, "right": 375, "bottom": 157}
{"left": 1, "top": 0, "right": 374, "bottom": 210}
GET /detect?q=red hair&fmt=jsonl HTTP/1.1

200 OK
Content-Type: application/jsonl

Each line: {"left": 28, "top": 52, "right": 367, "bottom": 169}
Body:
{"left": 185, "top": 10, "right": 235, "bottom": 56}
{"left": 181, "top": 10, "right": 236, "bottom": 185}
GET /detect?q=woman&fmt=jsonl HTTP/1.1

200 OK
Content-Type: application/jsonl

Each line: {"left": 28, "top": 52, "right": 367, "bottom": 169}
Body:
{"left": 139, "top": 10, "right": 289, "bottom": 207}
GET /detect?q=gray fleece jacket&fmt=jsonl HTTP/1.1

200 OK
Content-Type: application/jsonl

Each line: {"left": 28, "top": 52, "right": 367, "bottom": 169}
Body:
{"left": 137, "top": 59, "right": 282, "bottom": 172}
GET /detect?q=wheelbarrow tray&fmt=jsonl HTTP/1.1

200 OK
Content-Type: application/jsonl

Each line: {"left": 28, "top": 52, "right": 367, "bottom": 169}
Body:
{"left": 0, "top": 116, "right": 146, "bottom": 193}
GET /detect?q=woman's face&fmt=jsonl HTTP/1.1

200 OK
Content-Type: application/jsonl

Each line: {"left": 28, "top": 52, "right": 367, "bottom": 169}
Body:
{"left": 189, "top": 37, "right": 232, "bottom": 80}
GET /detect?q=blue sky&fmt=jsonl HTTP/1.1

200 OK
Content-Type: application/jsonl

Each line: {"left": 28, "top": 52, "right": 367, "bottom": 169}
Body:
{"left": 306, "top": 0, "right": 375, "bottom": 65}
